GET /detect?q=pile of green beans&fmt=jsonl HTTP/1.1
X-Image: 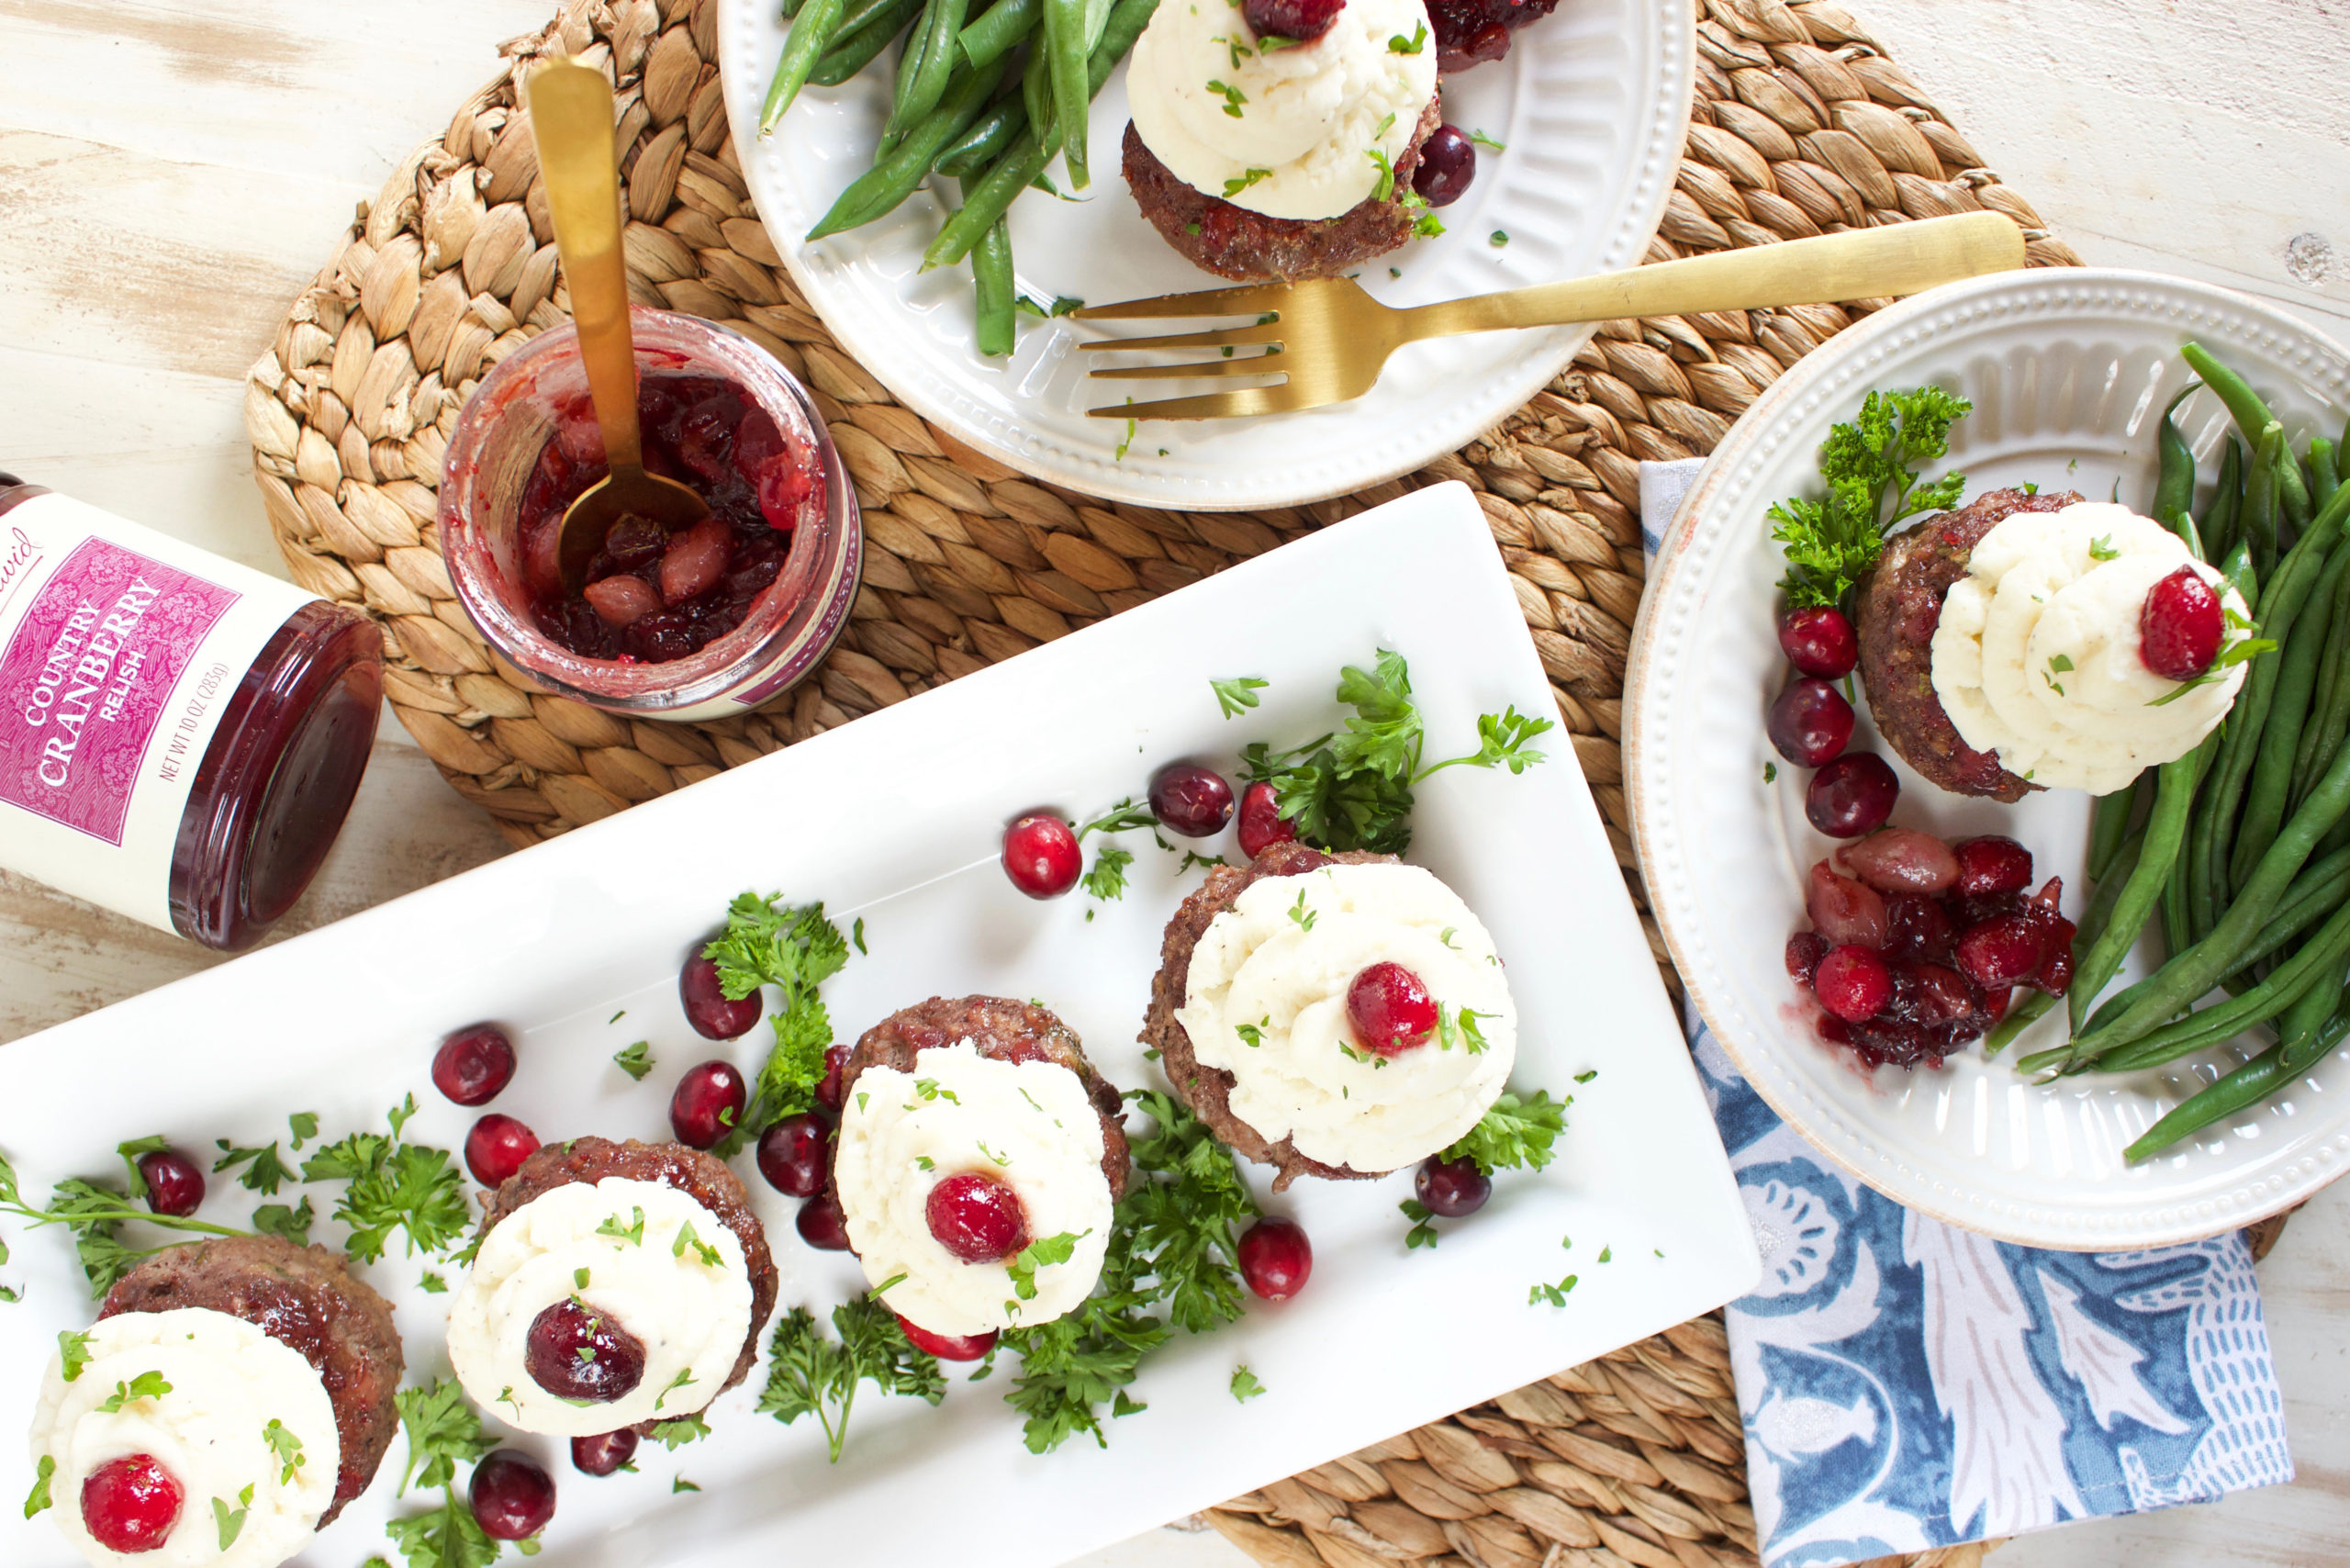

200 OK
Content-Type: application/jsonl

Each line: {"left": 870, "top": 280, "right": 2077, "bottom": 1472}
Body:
{"left": 2020, "top": 344, "right": 2350, "bottom": 1161}
{"left": 760, "top": 0, "right": 1155, "bottom": 353}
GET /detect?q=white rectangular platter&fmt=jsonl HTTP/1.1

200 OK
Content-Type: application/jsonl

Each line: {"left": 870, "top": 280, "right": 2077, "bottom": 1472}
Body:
{"left": 0, "top": 481, "right": 1757, "bottom": 1568}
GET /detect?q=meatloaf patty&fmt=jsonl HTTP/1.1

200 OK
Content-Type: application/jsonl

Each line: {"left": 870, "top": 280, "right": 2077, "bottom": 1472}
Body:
{"left": 1120, "top": 93, "right": 1443, "bottom": 283}
{"left": 841, "top": 996, "right": 1131, "bottom": 1201}
{"left": 100, "top": 1235, "right": 403, "bottom": 1525}
{"left": 1853, "top": 487, "right": 2084, "bottom": 801}
{"left": 1142, "top": 840, "right": 1395, "bottom": 1190}
{"left": 477, "top": 1137, "right": 778, "bottom": 1420}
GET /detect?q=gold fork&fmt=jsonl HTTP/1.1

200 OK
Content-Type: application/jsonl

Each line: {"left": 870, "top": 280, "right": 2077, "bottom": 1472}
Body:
{"left": 1074, "top": 211, "right": 2025, "bottom": 420}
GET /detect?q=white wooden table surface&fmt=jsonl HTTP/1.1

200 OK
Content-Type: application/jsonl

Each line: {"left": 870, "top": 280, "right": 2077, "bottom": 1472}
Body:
{"left": 4, "top": 3, "right": 2347, "bottom": 1565}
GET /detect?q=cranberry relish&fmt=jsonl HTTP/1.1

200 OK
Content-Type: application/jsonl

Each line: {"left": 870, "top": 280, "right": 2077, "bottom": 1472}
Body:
{"left": 518, "top": 373, "right": 819, "bottom": 664}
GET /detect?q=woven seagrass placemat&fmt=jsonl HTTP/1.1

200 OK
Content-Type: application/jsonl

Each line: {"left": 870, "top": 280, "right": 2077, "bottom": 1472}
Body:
{"left": 237, "top": 2, "right": 2123, "bottom": 1563}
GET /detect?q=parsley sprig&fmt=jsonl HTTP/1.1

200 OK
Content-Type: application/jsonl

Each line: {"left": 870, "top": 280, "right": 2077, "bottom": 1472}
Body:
{"left": 1767, "top": 386, "right": 1971, "bottom": 610}
{"left": 701, "top": 895, "right": 853, "bottom": 1156}
{"left": 301, "top": 1098, "right": 470, "bottom": 1265}
{"left": 758, "top": 1298, "right": 945, "bottom": 1462}
{"left": 1443, "top": 1090, "right": 1569, "bottom": 1175}
{"left": 1235, "top": 652, "right": 1555, "bottom": 854}
{"left": 384, "top": 1380, "right": 513, "bottom": 1568}
{"left": 0, "top": 1149, "right": 248, "bottom": 1301}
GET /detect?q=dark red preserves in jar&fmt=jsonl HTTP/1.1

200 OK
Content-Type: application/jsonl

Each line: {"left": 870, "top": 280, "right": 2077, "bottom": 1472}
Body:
{"left": 0, "top": 476, "right": 382, "bottom": 950}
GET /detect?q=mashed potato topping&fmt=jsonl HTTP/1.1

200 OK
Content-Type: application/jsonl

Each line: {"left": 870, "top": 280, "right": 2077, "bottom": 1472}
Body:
{"left": 1930, "top": 501, "right": 2247, "bottom": 792}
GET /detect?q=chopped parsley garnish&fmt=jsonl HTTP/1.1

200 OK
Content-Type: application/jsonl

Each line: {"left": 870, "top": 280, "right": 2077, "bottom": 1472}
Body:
{"left": 2089, "top": 533, "right": 2121, "bottom": 561}
{"left": 1234, "top": 1016, "right": 1270, "bottom": 1049}
{"left": 914, "top": 1155, "right": 934, "bottom": 1171}
{"left": 1179, "top": 849, "right": 1232, "bottom": 874}
{"left": 1079, "top": 799, "right": 1158, "bottom": 838}
{"left": 263, "top": 1418, "right": 305, "bottom": 1484}
{"left": 2044, "top": 652, "right": 2073, "bottom": 695}
{"left": 598, "top": 1208, "right": 647, "bottom": 1246}
{"left": 673, "top": 1476, "right": 700, "bottom": 1493}
{"left": 852, "top": 916, "right": 868, "bottom": 954}
{"left": 1388, "top": 21, "right": 1427, "bottom": 50}
{"left": 1469, "top": 129, "right": 1505, "bottom": 151}
{"left": 1288, "top": 889, "right": 1316, "bottom": 932}
{"left": 1083, "top": 845, "right": 1136, "bottom": 902}
{"left": 654, "top": 1369, "right": 699, "bottom": 1414}
{"left": 24, "top": 1455, "right": 53, "bottom": 1518}
{"left": 385, "top": 1379, "right": 505, "bottom": 1568}
{"left": 1442, "top": 1090, "right": 1570, "bottom": 1175}
{"left": 252, "top": 1197, "right": 313, "bottom": 1247}
{"left": 1207, "top": 79, "right": 1248, "bottom": 117}
{"left": 1212, "top": 676, "right": 1268, "bottom": 717}
{"left": 1230, "top": 1365, "right": 1267, "bottom": 1401}
{"left": 572, "top": 1267, "right": 589, "bottom": 1290}
{"left": 97, "top": 1371, "right": 171, "bottom": 1412}
{"left": 1255, "top": 31, "right": 1300, "bottom": 49}
{"left": 57, "top": 1330, "right": 91, "bottom": 1382}
{"left": 1237, "top": 650, "right": 1553, "bottom": 854}
{"left": 1007, "top": 1231, "right": 1087, "bottom": 1303}
{"left": 648, "top": 1413, "right": 713, "bottom": 1449}
{"left": 1764, "top": 761, "right": 1778, "bottom": 783}
{"left": 1437, "top": 1003, "right": 1492, "bottom": 1053}
{"left": 700, "top": 893, "right": 853, "bottom": 1156}
{"left": 212, "top": 1138, "right": 297, "bottom": 1195}
{"left": 214, "top": 1485, "right": 254, "bottom": 1550}
{"left": 1767, "top": 386, "right": 1971, "bottom": 610}
{"left": 912, "top": 1078, "right": 958, "bottom": 1104}
{"left": 299, "top": 1098, "right": 470, "bottom": 1264}
{"left": 612, "top": 1041, "right": 655, "bottom": 1081}
{"left": 1573, "top": 1069, "right": 1597, "bottom": 1084}
{"left": 1489, "top": 230, "right": 1509, "bottom": 246}
{"left": 1223, "top": 167, "right": 1274, "bottom": 198}
{"left": 1116, "top": 415, "right": 1138, "bottom": 462}
{"left": 2149, "top": 604, "right": 2275, "bottom": 705}
{"left": 672, "top": 1221, "right": 724, "bottom": 1268}
{"left": 1366, "top": 146, "right": 1400, "bottom": 203}
{"left": 1399, "top": 1198, "right": 1439, "bottom": 1249}
{"left": 759, "top": 1299, "right": 946, "bottom": 1462}
{"left": 1528, "top": 1274, "right": 1578, "bottom": 1307}
{"left": 1598, "top": 1246, "right": 1613, "bottom": 1263}
{"left": 978, "top": 1141, "right": 1011, "bottom": 1168}
{"left": 115, "top": 1135, "right": 168, "bottom": 1198}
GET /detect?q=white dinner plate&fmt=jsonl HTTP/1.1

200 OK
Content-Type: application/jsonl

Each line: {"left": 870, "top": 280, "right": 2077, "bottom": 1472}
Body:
{"left": 718, "top": 0, "right": 1693, "bottom": 510}
{"left": 1627, "top": 269, "right": 2350, "bottom": 1250}
{"left": 0, "top": 483, "right": 1755, "bottom": 1568}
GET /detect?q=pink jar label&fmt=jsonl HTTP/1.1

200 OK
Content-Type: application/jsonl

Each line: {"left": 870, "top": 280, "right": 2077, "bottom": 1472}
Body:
{"left": 0, "top": 537, "right": 240, "bottom": 845}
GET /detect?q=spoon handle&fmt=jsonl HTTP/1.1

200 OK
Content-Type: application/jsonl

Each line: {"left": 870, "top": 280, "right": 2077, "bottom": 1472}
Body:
{"left": 526, "top": 64, "right": 644, "bottom": 473}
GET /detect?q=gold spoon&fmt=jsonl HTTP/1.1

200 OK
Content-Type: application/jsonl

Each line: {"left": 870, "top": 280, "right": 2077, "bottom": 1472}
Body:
{"left": 524, "top": 62, "right": 710, "bottom": 595}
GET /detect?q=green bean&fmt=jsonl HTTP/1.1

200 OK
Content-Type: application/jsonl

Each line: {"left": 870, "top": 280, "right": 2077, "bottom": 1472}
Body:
{"left": 1984, "top": 831, "right": 2150, "bottom": 1057}
{"left": 2183, "top": 341, "right": 2315, "bottom": 530}
{"left": 2065, "top": 704, "right": 2350, "bottom": 1066}
{"left": 1021, "top": 37, "right": 1053, "bottom": 141}
{"left": 2074, "top": 754, "right": 2201, "bottom": 1030}
{"left": 2296, "top": 551, "right": 2350, "bottom": 810}
{"left": 2088, "top": 774, "right": 2147, "bottom": 884}
{"left": 1985, "top": 992, "right": 2056, "bottom": 1056}
{"left": 2190, "top": 545, "right": 2259, "bottom": 935}
{"left": 935, "top": 97, "right": 1024, "bottom": 176}
{"left": 1043, "top": 0, "right": 1092, "bottom": 188}
{"left": 2088, "top": 896, "right": 2350, "bottom": 1074}
{"left": 2153, "top": 382, "right": 2199, "bottom": 535}
{"left": 783, "top": 0, "right": 806, "bottom": 17}
{"left": 891, "top": 0, "right": 973, "bottom": 138}
{"left": 2243, "top": 421, "right": 2284, "bottom": 579}
{"left": 807, "top": 58, "right": 1003, "bottom": 239}
{"left": 968, "top": 210, "right": 1016, "bottom": 357}
{"left": 2200, "top": 436, "right": 2244, "bottom": 566}
{"left": 960, "top": 0, "right": 1040, "bottom": 66}
{"left": 2232, "top": 536, "right": 2350, "bottom": 888}
{"left": 2312, "top": 437, "right": 2341, "bottom": 512}
{"left": 810, "top": 0, "right": 928, "bottom": 83}
{"left": 2123, "top": 993, "right": 2350, "bottom": 1161}
{"left": 762, "top": 0, "right": 851, "bottom": 132}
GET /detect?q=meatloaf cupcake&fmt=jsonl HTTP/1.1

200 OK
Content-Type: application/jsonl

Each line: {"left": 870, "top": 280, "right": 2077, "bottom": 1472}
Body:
{"left": 1145, "top": 842, "right": 1517, "bottom": 1188}
{"left": 28, "top": 1236, "right": 402, "bottom": 1566}
{"left": 833, "top": 997, "right": 1129, "bottom": 1340}
{"left": 447, "top": 1137, "right": 777, "bottom": 1438}
{"left": 1121, "top": 0, "right": 1441, "bottom": 281}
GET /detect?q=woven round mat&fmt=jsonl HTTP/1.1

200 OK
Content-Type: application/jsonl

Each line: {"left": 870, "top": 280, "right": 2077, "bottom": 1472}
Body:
{"left": 238, "top": 1, "right": 2115, "bottom": 1564}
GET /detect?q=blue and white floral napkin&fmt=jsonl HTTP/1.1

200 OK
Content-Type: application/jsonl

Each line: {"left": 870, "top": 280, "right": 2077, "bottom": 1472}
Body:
{"left": 1634, "top": 459, "right": 2294, "bottom": 1566}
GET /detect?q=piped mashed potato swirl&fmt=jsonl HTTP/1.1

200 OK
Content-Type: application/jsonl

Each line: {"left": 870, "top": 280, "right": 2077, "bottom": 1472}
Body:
{"left": 1126, "top": 0, "right": 1438, "bottom": 219}
{"left": 447, "top": 1178, "right": 752, "bottom": 1436}
{"left": 834, "top": 1041, "right": 1113, "bottom": 1338}
{"left": 1176, "top": 862, "right": 1516, "bottom": 1172}
{"left": 1930, "top": 501, "right": 2249, "bottom": 792}
{"left": 28, "top": 1307, "right": 341, "bottom": 1568}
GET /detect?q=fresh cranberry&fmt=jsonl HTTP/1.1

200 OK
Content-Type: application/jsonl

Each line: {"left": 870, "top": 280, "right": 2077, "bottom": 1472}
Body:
{"left": 433, "top": 1024, "right": 518, "bottom": 1106}
{"left": 1149, "top": 764, "right": 1236, "bottom": 837}
{"left": 2141, "top": 566, "right": 2224, "bottom": 680}
{"left": 1836, "top": 828, "right": 1958, "bottom": 895}
{"left": 1242, "top": 0, "right": 1344, "bottom": 41}
{"left": 465, "top": 1114, "right": 540, "bottom": 1187}
{"left": 1785, "top": 931, "right": 1829, "bottom": 985}
{"left": 797, "top": 1191, "right": 852, "bottom": 1250}
{"left": 470, "top": 1450, "right": 556, "bottom": 1541}
{"left": 1416, "top": 1154, "right": 1491, "bottom": 1217}
{"left": 755, "top": 1114, "right": 834, "bottom": 1198}
{"left": 1237, "top": 781, "right": 1298, "bottom": 858}
{"left": 1953, "top": 915, "right": 2053, "bottom": 991}
{"left": 680, "top": 953, "right": 762, "bottom": 1041}
{"left": 1237, "top": 1216, "right": 1314, "bottom": 1301}
{"left": 1807, "top": 752, "right": 1898, "bottom": 838}
{"left": 571, "top": 1429, "right": 639, "bottom": 1477}
{"left": 1777, "top": 606, "right": 1859, "bottom": 678}
{"left": 894, "top": 1315, "right": 998, "bottom": 1361}
{"left": 80, "top": 1454, "right": 182, "bottom": 1554}
{"left": 816, "top": 1044, "right": 852, "bottom": 1112}
{"left": 1767, "top": 679, "right": 1854, "bottom": 767}
{"left": 582, "top": 573, "right": 662, "bottom": 629}
{"left": 525, "top": 1297, "right": 647, "bottom": 1404}
{"left": 1806, "top": 860, "right": 1887, "bottom": 948}
{"left": 925, "top": 1172, "right": 1030, "bottom": 1264}
{"left": 1346, "top": 962, "right": 1439, "bottom": 1056}
{"left": 1814, "top": 946, "right": 1893, "bottom": 1021}
{"left": 1002, "top": 813, "right": 1082, "bottom": 898}
{"left": 1883, "top": 896, "right": 1956, "bottom": 964}
{"left": 1412, "top": 126, "right": 1476, "bottom": 207}
{"left": 1951, "top": 836, "right": 2033, "bottom": 897}
{"left": 669, "top": 1060, "right": 748, "bottom": 1149}
{"left": 137, "top": 1149, "right": 205, "bottom": 1218}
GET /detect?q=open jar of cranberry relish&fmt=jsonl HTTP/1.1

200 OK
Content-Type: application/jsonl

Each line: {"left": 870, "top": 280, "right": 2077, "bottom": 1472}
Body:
{"left": 441, "top": 309, "right": 859, "bottom": 721}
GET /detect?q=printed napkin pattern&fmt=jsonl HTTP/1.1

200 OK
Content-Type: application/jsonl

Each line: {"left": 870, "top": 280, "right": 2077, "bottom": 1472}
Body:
{"left": 1636, "top": 460, "right": 2293, "bottom": 1567}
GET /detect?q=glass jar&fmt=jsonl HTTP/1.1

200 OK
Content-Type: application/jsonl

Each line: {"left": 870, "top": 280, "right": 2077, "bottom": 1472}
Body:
{"left": 0, "top": 476, "right": 383, "bottom": 950}
{"left": 439, "top": 308, "right": 861, "bottom": 721}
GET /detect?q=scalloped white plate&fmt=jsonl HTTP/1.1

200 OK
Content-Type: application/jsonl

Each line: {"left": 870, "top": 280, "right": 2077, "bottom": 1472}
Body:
{"left": 717, "top": 0, "right": 1693, "bottom": 509}
{"left": 1627, "top": 270, "right": 2350, "bottom": 1250}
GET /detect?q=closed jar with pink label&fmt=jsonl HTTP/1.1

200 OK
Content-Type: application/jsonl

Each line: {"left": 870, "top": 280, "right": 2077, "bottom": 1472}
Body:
{"left": 0, "top": 476, "right": 384, "bottom": 949}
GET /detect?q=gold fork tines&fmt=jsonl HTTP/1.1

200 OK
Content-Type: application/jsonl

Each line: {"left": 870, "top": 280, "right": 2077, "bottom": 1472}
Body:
{"left": 1069, "top": 212, "right": 2029, "bottom": 420}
